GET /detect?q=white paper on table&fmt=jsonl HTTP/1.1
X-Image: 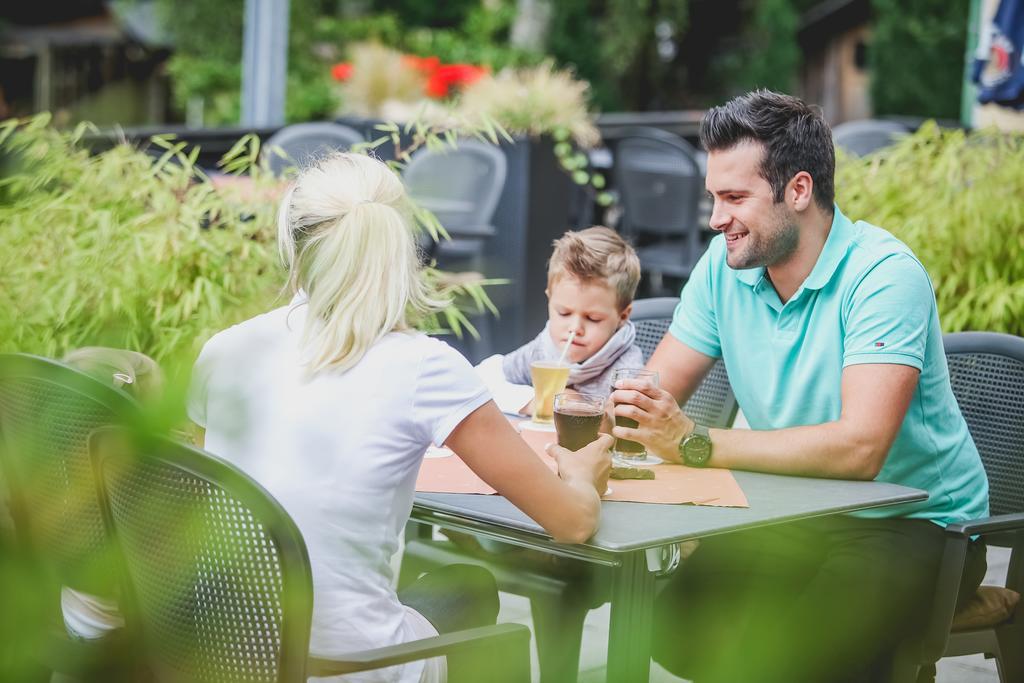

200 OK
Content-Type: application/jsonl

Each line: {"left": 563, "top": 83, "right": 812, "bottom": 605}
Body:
{"left": 474, "top": 354, "right": 534, "bottom": 415}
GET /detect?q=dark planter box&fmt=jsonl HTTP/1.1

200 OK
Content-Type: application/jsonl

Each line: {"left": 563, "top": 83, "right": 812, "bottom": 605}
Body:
{"left": 83, "top": 124, "right": 283, "bottom": 170}
{"left": 483, "top": 136, "right": 578, "bottom": 355}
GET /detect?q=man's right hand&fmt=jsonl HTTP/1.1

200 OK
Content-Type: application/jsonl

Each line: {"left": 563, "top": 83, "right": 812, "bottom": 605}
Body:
{"left": 610, "top": 379, "right": 694, "bottom": 463}
{"left": 548, "top": 433, "right": 613, "bottom": 495}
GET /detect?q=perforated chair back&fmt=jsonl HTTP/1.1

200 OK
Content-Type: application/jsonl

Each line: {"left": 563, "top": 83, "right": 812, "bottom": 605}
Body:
{"left": 832, "top": 119, "right": 909, "bottom": 157}
{"left": 943, "top": 332, "right": 1024, "bottom": 517}
{"left": 263, "top": 122, "right": 364, "bottom": 176}
{"left": 630, "top": 298, "right": 738, "bottom": 429}
{"left": 613, "top": 127, "right": 702, "bottom": 238}
{"left": 403, "top": 139, "right": 507, "bottom": 234}
{"left": 91, "top": 431, "right": 313, "bottom": 683}
{"left": 0, "top": 353, "right": 136, "bottom": 597}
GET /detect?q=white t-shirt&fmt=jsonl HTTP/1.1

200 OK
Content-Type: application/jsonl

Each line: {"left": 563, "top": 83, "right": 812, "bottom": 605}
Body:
{"left": 187, "top": 299, "right": 491, "bottom": 683}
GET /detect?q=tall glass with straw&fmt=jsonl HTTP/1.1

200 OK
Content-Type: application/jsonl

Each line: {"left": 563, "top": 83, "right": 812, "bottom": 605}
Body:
{"left": 529, "top": 330, "right": 574, "bottom": 425}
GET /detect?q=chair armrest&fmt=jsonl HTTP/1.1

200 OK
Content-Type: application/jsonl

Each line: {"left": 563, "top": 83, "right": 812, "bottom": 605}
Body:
{"left": 306, "top": 622, "right": 530, "bottom": 677}
{"left": 945, "top": 513, "right": 1024, "bottom": 538}
{"left": 918, "top": 512, "right": 1024, "bottom": 662}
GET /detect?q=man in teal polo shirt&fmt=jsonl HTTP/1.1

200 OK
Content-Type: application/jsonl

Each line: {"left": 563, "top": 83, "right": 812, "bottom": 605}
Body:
{"left": 612, "top": 91, "right": 989, "bottom": 682}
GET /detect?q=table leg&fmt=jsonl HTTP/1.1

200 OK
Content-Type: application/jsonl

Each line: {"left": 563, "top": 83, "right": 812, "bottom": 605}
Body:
{"left": 606, "top": 549, "right": 656, "bottom": 682}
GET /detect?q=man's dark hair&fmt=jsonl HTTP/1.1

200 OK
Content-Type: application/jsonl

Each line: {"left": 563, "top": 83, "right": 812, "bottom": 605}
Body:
{"left": 699, "top": 90, "right": 835, "bottom": 212}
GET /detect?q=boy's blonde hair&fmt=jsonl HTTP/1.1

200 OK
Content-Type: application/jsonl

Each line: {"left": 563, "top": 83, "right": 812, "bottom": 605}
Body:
{"left": 277, "top": 152, "right": 448, "bottom": 376}
{"left": 547, "top": 227, "right": 641, "bottom": 310}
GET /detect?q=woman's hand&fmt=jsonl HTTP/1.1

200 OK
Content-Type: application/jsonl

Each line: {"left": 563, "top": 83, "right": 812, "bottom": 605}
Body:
{"left": 547, "top": 433, "right": 613, "bottom": 495}
{"left": 610, "top": 378, "right": 695, "bottom": 463}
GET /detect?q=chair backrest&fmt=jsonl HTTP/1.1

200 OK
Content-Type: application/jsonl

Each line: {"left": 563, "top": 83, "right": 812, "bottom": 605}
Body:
{"left": 0, "top": 353, "right": 136, "bottom": 597}
{"left": 612, "top": 127, "right": 703, "bottom": 239}
{"left": 831, "top": 119, "right": 909, "bottom": 157}
{"left": 629, "top": 298, "right": 738, "bottom": 429}
{"left": 943, "top": 331, "right": 1024, "bottom": 517}
{"left": 263, "top": 122, "right": 364, "bottom": 176}
{"left": 403, "top": 139, "right": 508, "bottom": 233}
{"left": 91, "top": 430, "right": 313, "bottom": 683}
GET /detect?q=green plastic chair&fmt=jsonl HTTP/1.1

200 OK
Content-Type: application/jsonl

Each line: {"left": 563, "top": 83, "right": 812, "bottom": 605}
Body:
{"left": 90, "top": 428, "right": 531, "bottom": 683}
{"left": 892, "top": 332, "right": 1024, "bottom": 682}
{"left": 0, "top": 353, "right": 140, "bottom": 682}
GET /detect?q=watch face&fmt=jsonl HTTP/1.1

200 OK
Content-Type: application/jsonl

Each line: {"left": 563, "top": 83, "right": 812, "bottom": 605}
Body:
{"left": 684, "top": 435, "right": 712, "bottom": 466}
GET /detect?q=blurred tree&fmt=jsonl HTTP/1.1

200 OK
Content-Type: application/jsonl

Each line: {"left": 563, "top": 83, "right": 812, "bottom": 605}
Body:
{"left": 368, "top": 0, "right": 476, "bottom": 28}
{"left": 869, "top": 0, "right": 969, "bottom": 119}
{"left": 547, "top": 0, "right": 689, "bottom": 111}
{"left": 708, "top": 0, "right": 823, "bottom": 98}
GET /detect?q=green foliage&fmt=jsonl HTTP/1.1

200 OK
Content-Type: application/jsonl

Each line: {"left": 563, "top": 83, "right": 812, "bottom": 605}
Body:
{"left": 0, "top": 114, "right": 500, "bottom": 370}
{"left": 836, "top": 123, "right": 1024, "bottom": 335}
{"left": 0, "top": 116, "right": 281, "bottom": 367}
{"left": 869, "top": 0, "right": 969, "bottom": 119}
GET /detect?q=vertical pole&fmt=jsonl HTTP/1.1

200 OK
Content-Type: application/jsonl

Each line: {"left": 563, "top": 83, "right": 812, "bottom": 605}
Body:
{"left": 241, "top": 0, "right": 290, "bottom": 127}
{"left": 35, "top": 46, "right": 53, "bottom": 113}
{"left": 961, "top": 0, "right": 983, "bottom": 128}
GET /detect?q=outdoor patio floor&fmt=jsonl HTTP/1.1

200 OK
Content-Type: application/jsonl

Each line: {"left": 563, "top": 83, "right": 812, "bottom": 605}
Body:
{"left": 493, "top": 547, "right": 1009, "bottom": 682}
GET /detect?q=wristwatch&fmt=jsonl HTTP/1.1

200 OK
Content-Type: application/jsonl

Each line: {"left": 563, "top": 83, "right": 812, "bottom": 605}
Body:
{"left": 679, "top": 423, "right": 712, "bottom": 467}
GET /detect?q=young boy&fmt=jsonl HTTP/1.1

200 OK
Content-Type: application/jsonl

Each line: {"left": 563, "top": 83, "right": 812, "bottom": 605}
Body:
{"left": 502, "top": 226, "right": 644, "bottom": 396}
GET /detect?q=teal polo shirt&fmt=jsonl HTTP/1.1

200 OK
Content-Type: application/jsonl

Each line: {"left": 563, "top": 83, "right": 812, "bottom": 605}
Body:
{"left": 670, "top": 206, "right": 989, "bottom": 526}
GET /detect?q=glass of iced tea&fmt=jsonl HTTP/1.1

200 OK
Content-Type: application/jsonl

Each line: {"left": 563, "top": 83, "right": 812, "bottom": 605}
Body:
{"left": 611, "top": 368, "right": 660, "bottom": 465}
{"left": 530, "top": 360, "right": 571, "bottom": 424}
{"left": 553, "top": 393, "right": 606, "bottom": 451}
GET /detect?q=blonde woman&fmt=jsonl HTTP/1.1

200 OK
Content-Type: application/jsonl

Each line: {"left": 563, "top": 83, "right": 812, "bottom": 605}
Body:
{"left": 187, "top": 153, "right": 611, "bottom": 683}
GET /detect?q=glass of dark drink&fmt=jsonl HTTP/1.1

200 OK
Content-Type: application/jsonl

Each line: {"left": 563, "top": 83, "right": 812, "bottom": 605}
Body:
{"left": 553, "top": 393, "right": 606, "bottom": 451}
{"left": 611, "top": 368, "right": 661, "bottom": 465}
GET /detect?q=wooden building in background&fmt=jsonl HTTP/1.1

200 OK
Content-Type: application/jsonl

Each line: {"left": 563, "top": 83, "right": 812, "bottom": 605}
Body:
{"left": 0, "top": 1, "right": 174, "bottom": 125}
{"left": 797, "top": 0, "right": 872, "bottom": 125}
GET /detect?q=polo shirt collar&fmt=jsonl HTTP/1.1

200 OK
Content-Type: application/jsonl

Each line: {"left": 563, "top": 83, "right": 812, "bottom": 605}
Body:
{"left": 802, "top": 205, "right": 852, "bottom": 290}
{"left": 731, "top": 204, "right": 852, "bottom": 291}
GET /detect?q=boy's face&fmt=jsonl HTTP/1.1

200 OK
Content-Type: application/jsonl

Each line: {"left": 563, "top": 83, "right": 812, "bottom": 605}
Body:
{"left": 547, "top": 276, "right": 631, "bottom": 364}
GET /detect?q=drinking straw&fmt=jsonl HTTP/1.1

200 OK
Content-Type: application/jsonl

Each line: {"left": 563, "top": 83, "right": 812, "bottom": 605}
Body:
{"left": 557, "top": 329, "right": 577, "bottom": 365}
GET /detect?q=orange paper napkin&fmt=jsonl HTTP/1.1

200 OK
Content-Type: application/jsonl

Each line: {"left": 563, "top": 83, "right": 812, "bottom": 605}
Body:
{"left": 416, "top": 423, "right": 749, "bottom": 507}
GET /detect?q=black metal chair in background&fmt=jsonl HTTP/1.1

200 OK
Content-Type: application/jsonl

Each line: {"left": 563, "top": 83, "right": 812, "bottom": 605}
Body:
{"left": 404, "top": 138, "right": 509, "bottom": 361}
{"left": 0, "top": 354, "right": 140, "bottom": 682}
{"left": 404, "top": 138, "right": 508, "bottom": 272}
{"left": 832, "top": 119, "right": 909, "bottom": 157}
{"left": 400, "top": 298, "right": 738, "bottom": 682}
{"left": 262, "top": 121, "right": 365, "bottom": 176}
{"left": 612, "top": 127, "right": 707, "bottom": 297}
{"left": 90, "top": 429, "right": 531, "bottom": 683}
{"left": 892, "top": 331, "right": 1024, "bottom": 682}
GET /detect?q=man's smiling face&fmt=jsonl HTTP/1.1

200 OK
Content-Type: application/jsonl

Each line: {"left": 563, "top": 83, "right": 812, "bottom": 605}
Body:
{"left": 705, "top": 140, "right": 799, "bottom": 270}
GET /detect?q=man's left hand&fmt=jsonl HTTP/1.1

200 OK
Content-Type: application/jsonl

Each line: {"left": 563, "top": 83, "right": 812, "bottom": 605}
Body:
{"left": 610, "top": 378, "right": 695, "bottom": 463}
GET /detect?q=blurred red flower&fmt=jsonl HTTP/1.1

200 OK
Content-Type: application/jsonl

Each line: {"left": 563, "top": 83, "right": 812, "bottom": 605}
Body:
{"left": 330, "top": 54, "right": 486, "bottom": 99}
{"left": 402, "top": 55, "right": 441, "bottom": 76}
{"left": 331, "top": 62, "right": 354, "bottom": 82}
{"left": 425, "top": 64, "right": 487, "bottom": 98}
